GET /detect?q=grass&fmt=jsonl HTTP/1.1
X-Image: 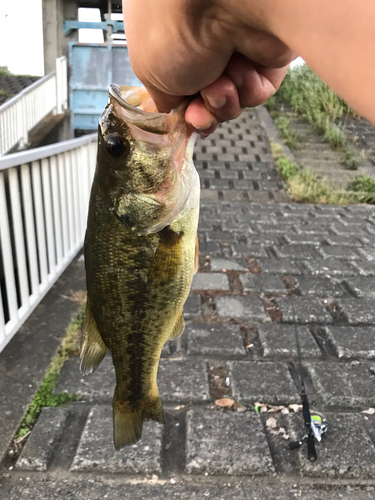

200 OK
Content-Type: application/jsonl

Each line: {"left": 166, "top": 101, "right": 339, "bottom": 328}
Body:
{"left": 274, "top": 116, "right": 304, "bottom": 150}
{"left": 271, "top": 142, "right": 375, "bottom": 205}
{"left": 15, "top": 305, "right": 85, "bottom": 438}
{"left": 274, "top": 64, "right": 362, "bottom": 170}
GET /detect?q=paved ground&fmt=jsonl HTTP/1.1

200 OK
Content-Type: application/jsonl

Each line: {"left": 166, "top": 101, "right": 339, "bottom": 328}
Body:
{"left": 1, "top": 107, "right": 375, "bottom": 499}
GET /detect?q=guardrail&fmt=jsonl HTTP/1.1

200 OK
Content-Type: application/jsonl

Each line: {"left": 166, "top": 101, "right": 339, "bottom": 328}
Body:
{"left": 0, "top": 56, "right": 68, "bottom": 156}
{"left": 0, "top": 133, "right": 97, "bottom": 353}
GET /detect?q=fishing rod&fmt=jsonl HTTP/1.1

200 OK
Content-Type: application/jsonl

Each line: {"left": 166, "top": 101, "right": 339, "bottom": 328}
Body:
{"left": 287, "top": 293, "right": 327, "bottom": 461}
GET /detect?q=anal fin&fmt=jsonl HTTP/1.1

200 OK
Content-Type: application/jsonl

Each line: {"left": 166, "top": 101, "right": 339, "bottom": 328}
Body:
{"left": 194, "top": 233, "right": 199, "bottom": 274}
{"left": 80, "top": 300, "right": 108, "bottom": 376}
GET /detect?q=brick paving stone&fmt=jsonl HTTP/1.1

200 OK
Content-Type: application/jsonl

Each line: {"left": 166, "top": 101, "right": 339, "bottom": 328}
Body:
{"left": 307, "top": 362, "right": 375, "bottom": 408}
{"left": 303, "top": 259, "right": 358, "bottom": 276}
{"left": 319, "top": 246, "right": 361, "bottom": 260}
{"left": 258, "top": 324, "right": 321, "bottom": 358}
{"left": 232, "top": 244, "right": 268, "bottom": 258}
{"left": 343, "top": 277, "right": 375, "bottom": 298}
{"left": 157, "top": 359, "right": 210, "bottom": 403}
{"left": 286, "top": 413, "right": 375, "bottom": 479}
{"left": 273, "top": 244, "right": 322, "bottom": 260}
{"left": 276, "top": 297, "right": 333, "bottom": 324}
{"left": 354, "top": 260, "right": 375, "bottom": 276}
{"left": 184, "top": 295, "right": 202, "bottom": 319}
{"left": 16, "top": 407, "right": 68, "bottom": 471}
{"left": 216, "top": 295, "right": 267, "bottom": 321}
{"left": 240, "top": 274, "right": 286, "bottom": 294}
{"left": 323, "top": 235, "right": 363, "bottom": 246}
{"left": 283, "top": 233, "right": 328, "bottom": 244}
{"left": 191, "top": 273, "right": 230, "bottom": 291}
{"left": 70, "top": 406, "right": 162, "bottom": 474}
{"left": 211, "top": 257, "right": 248, "bottom": 271}
{"left": 186, "top": 324, "right": 245, "bottom": 356}
{"left": 185, "top": 410, "right": 275, "bottom": 476}
{"left": 198, "top": 241, "right": 222, "bottom": 255}
{"left": 257, "top": 258, "right": 304, "bottom": 275}
{"left": 324, "top": 326, "right": 375, "bottom": 359}
{"left": 55, "top": 357, "right": 210, "bottom": 404}
{"left": 294, "top": 276, "right": 348, "bottom": 298}
{"left": 230, "top": 361, "right": 300, "bottom": 404}
{"left": 336, "top": 298, "right": 375, "bottom": 325}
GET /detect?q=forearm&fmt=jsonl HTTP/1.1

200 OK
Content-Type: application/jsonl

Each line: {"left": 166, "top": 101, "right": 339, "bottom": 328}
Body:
{"left": 231, "top": 0, "right": 375, "bottom": 122}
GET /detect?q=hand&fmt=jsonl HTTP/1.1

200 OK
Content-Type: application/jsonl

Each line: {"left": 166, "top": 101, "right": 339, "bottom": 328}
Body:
{"left": 123, "top": 0, "right": 295, "bottom": 134}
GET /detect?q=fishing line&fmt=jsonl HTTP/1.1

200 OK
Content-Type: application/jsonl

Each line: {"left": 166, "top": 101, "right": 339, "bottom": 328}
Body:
{"left": 288, "top": 291, "right": 327, "bottom": 462}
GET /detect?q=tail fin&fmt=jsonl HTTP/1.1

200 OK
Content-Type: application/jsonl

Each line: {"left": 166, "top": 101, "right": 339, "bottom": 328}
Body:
{"left": 113, "top": 386, "right": 164, "bottom": 450}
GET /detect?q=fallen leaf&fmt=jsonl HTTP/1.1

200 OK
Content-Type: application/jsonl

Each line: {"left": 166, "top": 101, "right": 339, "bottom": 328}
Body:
{"left": 236, "top": 404, "right": 247, "bottom": 412}
{"left": 266, "top": 417, "right": 277, "bottom": 428}
{"left": 289, "top": 404, "right": 303, "bottom": 413}
{"left": 215, "top": 398, "right": 235, "bottom": 408}
{"left": 362, "top": 408, "right": 375, "bottom": 415}
{"left": 174, "top": 406, "right": 181, "bottom": 411}
{"left": 281, "top": 408, "right": 290, "bottom": 415}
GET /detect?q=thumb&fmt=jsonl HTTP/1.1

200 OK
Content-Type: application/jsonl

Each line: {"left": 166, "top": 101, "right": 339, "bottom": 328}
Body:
{"left": 144, "top": 84, "right": 186, "bottom": 113}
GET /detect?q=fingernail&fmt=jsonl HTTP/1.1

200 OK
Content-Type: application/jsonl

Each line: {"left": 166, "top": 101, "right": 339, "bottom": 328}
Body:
{"left": 206, "top": 95, "right": 227, "bottom": 109}
{"left": 196, "top": 122, "right": 215, "bottom": 133}
{"left": 228, "top": 72, "right": 243, "bottom": 88}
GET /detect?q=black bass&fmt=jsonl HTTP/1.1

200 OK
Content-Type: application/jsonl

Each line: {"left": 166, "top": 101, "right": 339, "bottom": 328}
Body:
{"left": 81, "top": 85, "right": 199, "bottom": 449}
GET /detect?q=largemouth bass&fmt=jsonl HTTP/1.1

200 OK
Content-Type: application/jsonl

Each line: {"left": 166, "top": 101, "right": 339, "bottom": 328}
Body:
{"left": 81, "top": 85, "right": 199, "bottom": 450}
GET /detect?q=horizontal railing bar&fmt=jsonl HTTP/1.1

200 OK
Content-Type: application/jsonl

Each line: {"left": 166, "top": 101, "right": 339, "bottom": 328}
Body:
{"left": 0, "top": 72, "right": 56, "bottom": 113}
{"left": 0, "top": 133, "right": 97, "bottom": 170}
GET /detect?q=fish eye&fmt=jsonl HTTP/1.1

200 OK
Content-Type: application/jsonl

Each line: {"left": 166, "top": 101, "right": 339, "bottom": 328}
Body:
{"left": 105, "top": 134, "right": 130, "bottom": 158}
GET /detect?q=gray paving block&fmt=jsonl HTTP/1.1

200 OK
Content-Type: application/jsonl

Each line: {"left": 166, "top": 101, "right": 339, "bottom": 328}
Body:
{"left": 303, "top": 259, "right": 358, "bottom": 276}
{"left": 307, "top": 362, "right": 375, "bottom": 408}
{"left": 276, "top": 297, "right": 333, "bottom": 324}
{"left": 191, "top": 273, "right": 229, "bottom": 291}
{"left": 54, "top": 356, "right": 115, "bottom": 402}
{"left": 216, "top": 295, "right": 267, "bottom": 321}
{"left": 55, "top": 357, "right": 210, "bottom": 404}
{"left": 257, "top": 258, "right": 304, "bottom": 275}
{"left": 240, "top": 274, "right": 286, "bottom": 294}
{"left": 158, "top": 358, "right": 210, "bottom": 403}
{"left": 211, "top": 257, "right": 248, "bottom": 272}
{"left": 287, "top": 413, "right": 375, "bottom": 478}
{"left": 16, "top": 407, "right": 68, "bottom": 471}
{"left": 70, "top": 406, "right": 162, "bottom": 473}
{"left": 319, "top": 246, "right": 360, "bottom": 260}
{"left": 231, "top": 244, "right": 268, "bottom": 258}
{"left": 258, "top": 324, "right": 321, "bottom": 358}
{"left": 186, "top": 323, "right": 245, "bottom": 356}
{"left": 324, "top": 326, "right": 375, "bottom": 359}
{"left": 295, "top": 276, "right": 347, "bottom": 298}
{"left": 186, "top": 410, "right": 275, "bottom": 475}
{"left": 273, "top": 244, "right": 321, "bottom": 260}
{"left": 230, "top": 361, "right": 299, "bottom": 405}
{"left": 343, "top": 277, "right": 375, "bottom": 299}
{"left": 337, "top": 298, "right": 375, "bottom": 325}
{"left": 184, "top": 294, "right": 202, "bottom": 319}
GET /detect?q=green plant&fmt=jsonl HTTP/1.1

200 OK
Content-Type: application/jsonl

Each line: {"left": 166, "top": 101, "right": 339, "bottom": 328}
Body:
{"left": 274, "top": 116, "right": 303, "bottom": 150}
{"left": 340, "top": 149, "right": 361, "bottom": 170}
{"left": 15, "top": 305, "right": 85, "bottom": 438}
{"left": 0, "top": 66, "right": 12, "bottom": 76}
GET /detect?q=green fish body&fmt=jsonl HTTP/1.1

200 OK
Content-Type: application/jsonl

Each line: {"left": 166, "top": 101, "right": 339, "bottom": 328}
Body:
{"left": 81, "top": 85, "right": 199, "bottom": 449}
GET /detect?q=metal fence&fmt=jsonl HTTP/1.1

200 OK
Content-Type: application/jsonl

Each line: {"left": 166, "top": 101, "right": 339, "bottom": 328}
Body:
{"left": 0, "top": 56, "right": 68, "bottom": 156}
{"left": 0, "top": 133, "right": 97, "bottom": 353}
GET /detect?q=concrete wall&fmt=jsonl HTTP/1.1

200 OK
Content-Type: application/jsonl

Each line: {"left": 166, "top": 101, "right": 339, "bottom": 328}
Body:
{"left": 42, "top": 0, "right": 79, "bottom": 74}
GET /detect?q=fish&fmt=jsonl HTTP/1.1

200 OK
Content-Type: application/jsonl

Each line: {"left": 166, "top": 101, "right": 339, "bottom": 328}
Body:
{"left": 80, "top": 84, "right": 200, "bottom": 450}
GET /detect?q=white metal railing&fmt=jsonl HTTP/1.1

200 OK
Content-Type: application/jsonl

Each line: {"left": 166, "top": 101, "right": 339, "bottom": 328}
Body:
{"left": 0, "top": 133, "right": 97, "bottom": 353}
{"left": 0, "top": 56, "right": 68, "bottom": 156}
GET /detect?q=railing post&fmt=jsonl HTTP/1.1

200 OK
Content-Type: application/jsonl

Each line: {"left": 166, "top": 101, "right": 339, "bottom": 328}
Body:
{"left": 56, "top": 56, "right": 67, "bottom": 115}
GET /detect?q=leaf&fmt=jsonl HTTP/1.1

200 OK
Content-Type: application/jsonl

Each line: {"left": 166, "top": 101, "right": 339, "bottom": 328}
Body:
{"left": 289, "top": 404, "right": 303, "bottom": 413}
{"left": 266, "top": 417, "right": 277, "bottom": 428}
{"left": 361, "top": 408, "right": 375, "bottom": 415}
{"left": 215, "top": 398, "right": 235, "bottom": 408}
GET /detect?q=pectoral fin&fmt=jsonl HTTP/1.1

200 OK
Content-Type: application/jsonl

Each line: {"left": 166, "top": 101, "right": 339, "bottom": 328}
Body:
{"left": 169, "top": 312, "right": 185, "bottom": 339}
{"left": 148, "top": 226, "right": 183, "bottom": 283}
{"left": 194, "top": 234, "right": 199, "bottom": 274}
{"left": 80, "top": 300, "right": 108, "bottom": 376}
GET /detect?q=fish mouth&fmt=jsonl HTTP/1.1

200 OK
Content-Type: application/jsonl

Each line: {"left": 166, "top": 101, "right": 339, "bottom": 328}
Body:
{"left": 108, "top": 84, "right": 188, "bottom": 135}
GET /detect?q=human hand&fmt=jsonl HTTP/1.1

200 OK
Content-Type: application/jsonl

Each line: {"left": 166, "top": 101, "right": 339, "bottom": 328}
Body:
{"left": 123, "top": 0, "right": 295, "bottom": 134}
